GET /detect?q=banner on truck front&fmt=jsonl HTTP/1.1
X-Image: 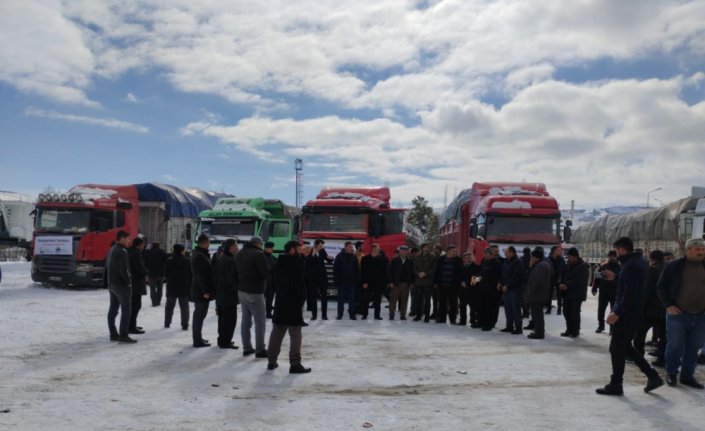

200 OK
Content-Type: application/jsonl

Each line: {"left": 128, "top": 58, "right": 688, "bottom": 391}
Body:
{"left": 35, "top": 236, "right": 73, "bottom": 255}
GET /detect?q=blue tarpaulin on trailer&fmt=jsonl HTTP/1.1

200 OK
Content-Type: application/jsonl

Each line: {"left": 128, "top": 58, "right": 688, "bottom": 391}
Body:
{"left": 135, "top": 182, "right": 231, "bottom": 218}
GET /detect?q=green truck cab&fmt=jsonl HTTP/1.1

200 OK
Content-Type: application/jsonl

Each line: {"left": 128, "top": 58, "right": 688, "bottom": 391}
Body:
{"left": 194, "top": 197, "right": 297, "bottom": 255}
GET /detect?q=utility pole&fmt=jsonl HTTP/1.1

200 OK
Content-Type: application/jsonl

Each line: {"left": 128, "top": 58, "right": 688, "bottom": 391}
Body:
{"left": 295, "top": 158, "right": 303, "bottom": 208}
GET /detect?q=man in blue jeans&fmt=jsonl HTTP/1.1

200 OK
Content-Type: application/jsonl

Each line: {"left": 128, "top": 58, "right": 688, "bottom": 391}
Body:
{"left": 499, "top": 246, "right": 526, "bottom": 334}
{"left": 334, "top": 242, "right": 360, "bottom": 320}
{"left": 656, "top": 237, "right": 705, "bottom": 389}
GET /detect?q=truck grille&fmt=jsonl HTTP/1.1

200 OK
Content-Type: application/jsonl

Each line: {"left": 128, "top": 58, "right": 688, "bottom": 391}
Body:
{"left": 34, "top": 255, "right": 74, "bottom": 273}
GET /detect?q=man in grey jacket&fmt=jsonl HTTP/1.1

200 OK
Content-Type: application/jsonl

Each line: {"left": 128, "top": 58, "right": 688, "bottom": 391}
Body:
{"left": 525, "top": 248, "right": 553, "bottom": 339}
{"left": 106, "top": 231, "right": 136, "bottom": 344}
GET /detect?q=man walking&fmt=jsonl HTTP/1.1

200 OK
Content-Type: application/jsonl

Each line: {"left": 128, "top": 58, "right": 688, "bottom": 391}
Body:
{"left": 525, "top": 248, "right": 553, "bottom": 340}
{"left": 236, "top": 236, "right": 271, "bottom": 358}
{"left": 592, "top": 251, "right": 620, "bottom": 333}
{"left": 559, "top": 247, "right": 590, "bottom": 337}
{"left": 500, "top": 246, "right": 525, "bottom": 334}
{"left": 388, "top": 245, "right": 414, "bottom": 320}
{"left": 215, "top": 238, "right": 240, "bottom": 349}
{"left": 128, "top": 237, "right": 149, "bottom": 335}
{"left": 634, "top": 250, "right": 667, "bottom": 366}
{"left": 334, "top": 241, "right": 360, "bottom": 320}
{"left": 106, "top": 231, "right": 136, "bottom": 344}
{"left": 596, "top": 237, "right": 664, "bottom": 395}
{"left": 190, "top": 234, "right": 215, "bottom": 347}
{"left": 267, "top": 241, "right": 312, "bottom": 374}
{"left": 412, "top": 243, "right": 437, "bottom": 322}
{"left": 164, "top": 244, "right": 191, "bottom": 330}
{"left": 656, "top": 237, "right": 705, "bottom": 389}
{"left": 145, "top": 242, "right": 167, "bottom": 307}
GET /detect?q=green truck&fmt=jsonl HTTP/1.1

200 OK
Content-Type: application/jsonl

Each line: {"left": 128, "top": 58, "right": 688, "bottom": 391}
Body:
{"left": 194, "top": 197, "right": 297, "bottom": 255}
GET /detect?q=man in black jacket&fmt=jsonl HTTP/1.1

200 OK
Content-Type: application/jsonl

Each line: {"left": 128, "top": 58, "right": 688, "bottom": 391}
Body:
{"left": 236, "top": 236, "right": 271, "bottom": 357}
{"left": 106, "top": 230, "right": 136, "bottom": 343}
{"left": 596, "top": 237, "right": 663, "bottom": 396}
{"left": 361, "top": 244, "right": 387, "bottom": 320}
{"left": 476, "top": 247, "right": 503, "bottom": 331}
{"left": 435, "top": 245, "right": 463, "bottom": 324}
{"left": 128, "top": 237, "right": 149, "bottom": 335}
{"left": 263, "top": 241, "right": 277, "bottom": 318}
{"left": 334, "top": 241, "right": 361, "bottom": 320}
{"left": 308, "top": 239, "right": 331, "bottom": 320}
{"left": 267, "top": 240, "right": 311, "bottom": 374}
{"left": 145, "top": 242, "right": 167, "bottom": 307}
{"left": 500, "top": 246, "right": 526, "bottom": 334}
{"left": 387, "top": 245, "right": 414, "bottom": 320}
{"left": 215, "top": 238, "right": 240, "bottom": 349}
{"left": 656, "top": 237, "right": 705, "bottom": 389}
{"left": 633, "top": 250, "right": 666, "bottom": 364}
{"left": 591, "top": 251, "right": 620, "bottom": 333}
{"left": 547, "top": 245, "right": 565, "bottom": 315}
{"left": 525, "top": 248, "right": 553, "bottom": 340}
{"left": 559, "top": 247, "right": 589, "bottom": 337}
{"left": 190, "top": 234, "right": 215, "bottom": 348}
{"left": 458, "top": 252, "right": 480, "bottom": 327}
{"left": 164, "top": 243, "right": 191, "bottom": 330}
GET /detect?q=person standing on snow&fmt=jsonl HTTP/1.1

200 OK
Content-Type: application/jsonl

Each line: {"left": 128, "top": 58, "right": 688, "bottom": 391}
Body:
{"left": 190, "top": 234, "right": 215, "bottom": 348}
{"left": 106, "top": 231, "right": 136, "bottom": 344}
{"left": 236, "top": 236, "right": 271, "bottom": 358}
{"left": 128, "top": 237, "right": 149, "bottom": 335}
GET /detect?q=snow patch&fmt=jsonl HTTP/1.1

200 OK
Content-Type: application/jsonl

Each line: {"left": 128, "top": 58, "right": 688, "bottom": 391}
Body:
{"left": 491, "top": 200, "right": 532, "bottom": 209}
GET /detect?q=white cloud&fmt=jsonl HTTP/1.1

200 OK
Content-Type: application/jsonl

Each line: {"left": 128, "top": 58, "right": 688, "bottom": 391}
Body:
{"left": 162, "top": 174, "right": 176, "bottom": 182}
{"left": 124, "top": 93, "right": 138, "bottom": 103}
{"left": 25, "top": 107, "right": 149, "bottom": 133}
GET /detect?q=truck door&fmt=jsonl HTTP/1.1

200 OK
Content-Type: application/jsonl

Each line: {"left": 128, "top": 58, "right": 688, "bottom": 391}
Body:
{"left": 268, "top": 219, "right": 292, "bottom": 254}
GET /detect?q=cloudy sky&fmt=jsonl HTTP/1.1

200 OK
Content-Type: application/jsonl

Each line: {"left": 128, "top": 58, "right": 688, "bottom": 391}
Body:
{"left": 1, "top": 0, "right": 704, "bottom": 210}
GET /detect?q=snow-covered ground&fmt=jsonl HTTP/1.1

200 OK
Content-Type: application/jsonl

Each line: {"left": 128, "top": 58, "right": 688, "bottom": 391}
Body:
{"left": 0, "top": 262, "right": 703, "bottom": 431}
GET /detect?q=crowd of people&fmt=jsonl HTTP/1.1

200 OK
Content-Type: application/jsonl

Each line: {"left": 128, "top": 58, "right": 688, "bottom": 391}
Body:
{"left": 103, "top": 231, "right": 705, "bottom": 389}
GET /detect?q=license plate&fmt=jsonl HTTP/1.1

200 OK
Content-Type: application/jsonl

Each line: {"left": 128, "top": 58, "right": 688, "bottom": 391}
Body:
{"left": 49, "top": 276, "right": 62, "bottom": 282}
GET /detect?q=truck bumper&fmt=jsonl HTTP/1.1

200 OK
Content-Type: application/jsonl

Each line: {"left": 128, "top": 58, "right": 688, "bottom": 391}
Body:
{"left": 31, "top": 268, "right": 104, "bottom": 287}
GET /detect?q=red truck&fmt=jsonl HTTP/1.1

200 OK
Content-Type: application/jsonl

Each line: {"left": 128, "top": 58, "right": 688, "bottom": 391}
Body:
{"left": 31, "top": 183, "right": 226, "bottom": 287}
{"left": 298, "top": 187, "right": 419, "bottom": 286}
{"left": 439, "top": 182, "right": 564, "bottom": 263}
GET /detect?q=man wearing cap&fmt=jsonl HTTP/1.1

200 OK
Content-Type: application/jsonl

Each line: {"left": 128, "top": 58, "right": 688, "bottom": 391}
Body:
{"left": 334, "top": 241, "right": 360, "bottom": 320}
{"left": 596, "top": 237, "right": 664, "bottom": 395}
{"left": 559, "top": 247, "right": 590, "bottom": 337}
{"left": 263, "top": 241, "right": 277, "bottom": 319}
{"left": 656, "top": 237, "right": 705, "bottom": 389}
{"left": 388, "top": 245, "right": 414, "bottom": 320}
{"left": 236, "top": 236, "right": 271, "bottom": 358}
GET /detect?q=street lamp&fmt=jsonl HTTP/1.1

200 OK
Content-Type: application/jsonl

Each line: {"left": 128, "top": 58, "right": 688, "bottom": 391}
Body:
{"left": 646, "top": 187, "right": 662, "bottom": 208}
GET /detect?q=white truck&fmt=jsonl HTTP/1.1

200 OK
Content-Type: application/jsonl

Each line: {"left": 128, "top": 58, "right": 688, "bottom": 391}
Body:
{"left": 0, "top": 190, "right": 34, "bottom": 250}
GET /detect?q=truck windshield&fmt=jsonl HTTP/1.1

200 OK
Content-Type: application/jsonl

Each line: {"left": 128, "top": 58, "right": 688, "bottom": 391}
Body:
{"left": 199, "top": 219, "right": 256, "bottom": 238}
{"left": 303, "top": 213, "right": 368, "bottom": 233}
{"left": 36, "top": 209, "right": 115, "bottom": 233}
{"left": 486, "top": 216, "right": 560, "bottom": 243}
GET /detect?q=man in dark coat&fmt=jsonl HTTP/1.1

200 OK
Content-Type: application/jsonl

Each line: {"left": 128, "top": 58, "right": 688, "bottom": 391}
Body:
{"left": 145, "top": 242, "right": 167, "bottom": 307}
{"left": 106, "top": 230, "right": 136, "bottom": 343}
{"left": 547, "top": 245, "right": 566, "bottom": 315}
{"left": 387, "top": 245, "right": 414, "bottom": 320}
{"left": 412, "top": 243, "right": 437, "bottom": 322}
{"left": 525, "top": 248, "right": 553, "bottom": 339}
{"left": 476, "top": 247, "right": 503, "bottom": 331}
{"left": 591, "top": 251, "right": 620, "bottom": 333}
{"left": 215, "top": 238, "right": 240, "bottom": 349}
{"left": 559, "top": 247, "right": 589, "bottom": 337}
{"left": 267, "top": 240, "right": 311, "bottom": 374}
{"left": 334, "top": 241, "right": 361, "bottom": 320}
{"left": 656, "top": 237, "right": 705, "bottom": 389}
{"left": 596, "top": 237, "right": 664, "bottom": 396}
{"left": 633, "top": 250, "right": 666, "bottom": 363}
{"left": 263, "top": 241, "right": 277, "bottom": 318}
{"left": 236, "top": 236, "right": 271, "bottom": 357}
{"left": 434, "top": 245, "right": 463, "bottom": 324}
{"left": 128, "top": 237, "right": 149, "bottom": 335}
{"left": 458, "top": 252, "right": 480, "bottom": 326}
{"left": 500, "top": 246, "right": 526, "bottom": 334}
{"left": 190, "top": 234, "right": 215, "bottom": 348}
{"left": 164, "top": 243, "right": 191, "bottom": 331}
{"left": 307, "top": 239, "right": 331, "bottom": 320}
{"left": 361, "top": 244, "right": 388, "bottom": 320}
